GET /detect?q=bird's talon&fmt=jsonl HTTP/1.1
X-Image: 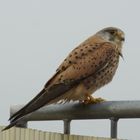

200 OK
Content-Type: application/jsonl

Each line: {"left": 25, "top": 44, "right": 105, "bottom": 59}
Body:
{"left": 83, "top": 97, "right": 106, "bottom": 104}
{"left": 95, "top": 97, "right": 106, "bottom": 103}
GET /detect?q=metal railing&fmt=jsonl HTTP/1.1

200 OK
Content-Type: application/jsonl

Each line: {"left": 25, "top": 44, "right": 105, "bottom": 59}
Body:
{"left": 10, "top": 100, "right": 140, "bottom": 139}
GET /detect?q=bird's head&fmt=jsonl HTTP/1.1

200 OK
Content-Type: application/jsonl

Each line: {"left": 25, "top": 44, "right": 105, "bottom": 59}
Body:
{"left": 96, "top": 27, "right": 125, "bottom": 49}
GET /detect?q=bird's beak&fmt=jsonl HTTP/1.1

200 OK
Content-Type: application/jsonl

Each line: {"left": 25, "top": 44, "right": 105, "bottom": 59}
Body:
{"left": 117, "top": 31, "right": 125, "bottom": 42}
{"left": 119, "top": 52, "right": 124, "bottom": 60}
{"left": 120, "top": 37, "right": 125, "bottom": 42}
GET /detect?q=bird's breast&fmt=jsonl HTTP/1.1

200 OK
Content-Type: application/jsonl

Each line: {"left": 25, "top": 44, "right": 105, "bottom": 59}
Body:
{"left": 83, "top": 53, "right": 120, "bottom": 94}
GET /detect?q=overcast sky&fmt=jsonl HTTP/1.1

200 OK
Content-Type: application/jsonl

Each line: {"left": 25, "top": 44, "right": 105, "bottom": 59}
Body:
{"left": 0, "top": 0, "right": 140, "bottom": 139}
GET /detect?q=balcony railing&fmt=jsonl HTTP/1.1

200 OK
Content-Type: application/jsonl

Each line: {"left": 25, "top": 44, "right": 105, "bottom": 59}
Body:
{"left": 10, "top": 100, "right": 140, "bottom": 139}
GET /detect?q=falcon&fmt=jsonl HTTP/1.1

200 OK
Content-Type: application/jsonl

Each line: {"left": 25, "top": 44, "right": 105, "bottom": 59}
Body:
{"left": 3, "top": 27, "right": 125, "bottom": 131}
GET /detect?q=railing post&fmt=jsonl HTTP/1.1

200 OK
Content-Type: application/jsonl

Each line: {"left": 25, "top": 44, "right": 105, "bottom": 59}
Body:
{"left": 13, "top": 120, "right": 28, "bottom": 128}
{"left": 63, "top": 119, "right": 71, "bottom": 134}
{"left": 110, "top": 117, "right": 119, "bottom": 138}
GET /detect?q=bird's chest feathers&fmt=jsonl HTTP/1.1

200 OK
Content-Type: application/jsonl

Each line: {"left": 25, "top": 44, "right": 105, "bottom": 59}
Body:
{"left": 83, "top": 53, "right": 120, "bottom": 92}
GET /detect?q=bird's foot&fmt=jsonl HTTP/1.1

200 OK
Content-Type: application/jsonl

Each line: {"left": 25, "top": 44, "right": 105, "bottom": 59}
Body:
{"left": 90, "top": 97, "right": 106, "bottom": 104}
{"left": 83, "top": 95, "right": 106, "bottom": 104}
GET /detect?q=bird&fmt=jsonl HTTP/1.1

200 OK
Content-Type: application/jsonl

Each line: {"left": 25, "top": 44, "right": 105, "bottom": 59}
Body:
{"left": 3, "top": 27, "right": 125, "bottom": 131}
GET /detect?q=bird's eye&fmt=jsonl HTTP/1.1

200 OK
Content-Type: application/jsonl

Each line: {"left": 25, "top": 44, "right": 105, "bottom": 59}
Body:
{"left": 109, "top": 30, "right": 115, "bottom": 35}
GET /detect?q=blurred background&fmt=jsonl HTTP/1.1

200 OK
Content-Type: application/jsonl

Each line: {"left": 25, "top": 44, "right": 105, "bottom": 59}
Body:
{"left": 0, "top": 0, "right": 140, "bottom": 139}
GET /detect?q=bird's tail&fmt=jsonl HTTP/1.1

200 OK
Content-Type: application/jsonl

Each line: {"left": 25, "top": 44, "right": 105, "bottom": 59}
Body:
{"left": 1, "top": 120, "right": 18, "bottom": 131}
{"left": 2, "top": 80, "right": 81, "bottom": 131}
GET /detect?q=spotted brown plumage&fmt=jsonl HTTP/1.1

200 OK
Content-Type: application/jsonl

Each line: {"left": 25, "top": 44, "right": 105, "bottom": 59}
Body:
{"left": 3, "top": 27, "right": 125, "bottom": 131}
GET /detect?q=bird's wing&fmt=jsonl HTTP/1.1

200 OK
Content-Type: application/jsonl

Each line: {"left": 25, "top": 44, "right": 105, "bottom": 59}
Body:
{"left": 56, "top": 37, "right": 101, "bottom": 72}
{"left": 3, "top": 42, "right": 117, "bottom": 131}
